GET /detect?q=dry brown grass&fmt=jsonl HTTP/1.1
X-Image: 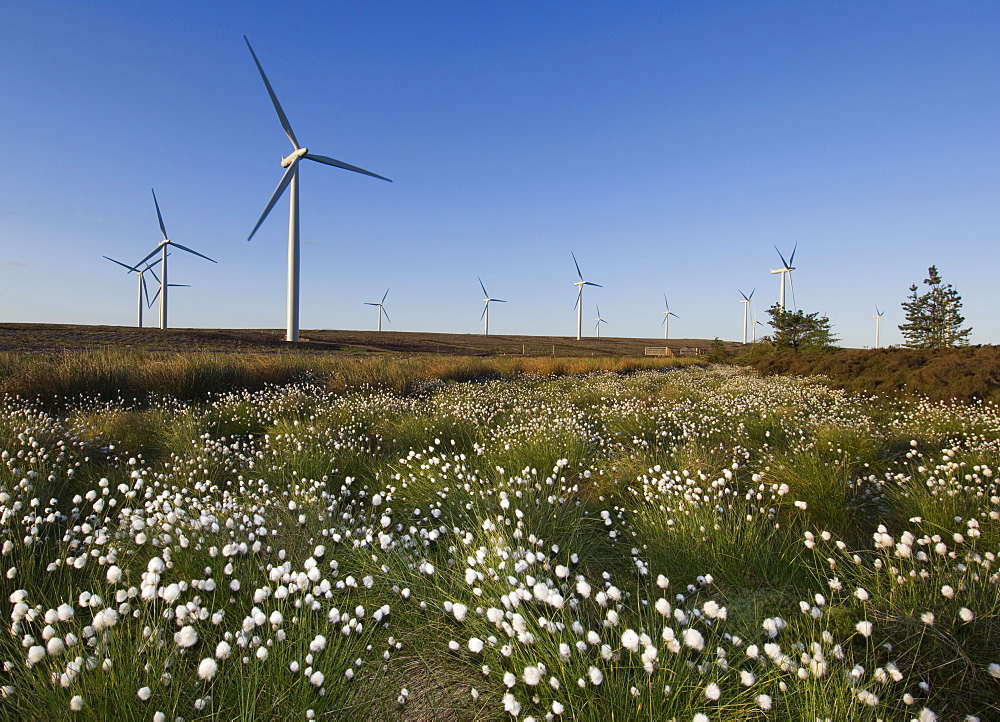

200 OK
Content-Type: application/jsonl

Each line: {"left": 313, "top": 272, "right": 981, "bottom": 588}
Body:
{"left": 0, "top": 348, "right": 702, "bottom": 403}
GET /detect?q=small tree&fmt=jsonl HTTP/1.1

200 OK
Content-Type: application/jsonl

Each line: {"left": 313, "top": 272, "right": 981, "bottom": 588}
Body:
{"left": 899, "top": 266, "right": 971, "bottom": 348}
{"left": 766, "top": 305, "right": 838, "bottom": 352}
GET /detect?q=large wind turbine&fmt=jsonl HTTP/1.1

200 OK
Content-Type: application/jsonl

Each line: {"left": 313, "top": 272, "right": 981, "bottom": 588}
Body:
{"left": 873, "top": 305, "right": 884, "bottom": 349}
{"left": 131, "top": 189, "right": 217, "bottom": 329}
{"left": 479, "top": 278, "right": 506, "bottom": 336}
{"left": 770, "top": 244, "right": 797, "bottom": 312}
{"left": 661, "top": 295, "right": 678, "bottom": 340}
{"left": 244, "top": 36, "right": 392, "bottom": 342}
{"left": 594, "top": 305, "right": 608, "bottom": 338}
{"left": 739, "top": 288, "right": 755, "bottom": 344}
{"left": 104, "top": 255, "right": 161, "bottom": 328}
{"left": 571, "top": 252, "right": 602, "bottom": 340}
{"left": 364, "top": 289, "right": 390, "bottom": 332}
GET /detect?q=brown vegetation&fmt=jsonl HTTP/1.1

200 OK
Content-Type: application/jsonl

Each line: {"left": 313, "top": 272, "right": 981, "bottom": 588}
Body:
{"left": 744, "top": 346, "right": 1000, "bottom": 404}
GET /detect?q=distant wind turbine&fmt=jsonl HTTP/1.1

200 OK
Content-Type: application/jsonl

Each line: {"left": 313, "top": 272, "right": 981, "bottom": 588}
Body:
{"left": 364, "top": 289, "right": 391, "bottom": 332}
{"left": 661, "top": 295, "right": 678, "bottom": 340}
{"left": 739, "top": 288, "right": 755, "bottom": 344}
{"left": 131, "top": 189, "right": 216, "bottom": 330}
{"left": 478, "top": 278, "right": 506, "bottom": 336}
{"left": 873, "top": 305, "right": 884, "bottom": 349}
{"left": 752, "top": 308, "right": 763, "bottom": 342}
{"left": 770, "top": 244, "right": 797, "bottom": 312}
{"left": 104, "top": 255, "right": 161, "bottom": 328}
{"left": 594, "top": 305, "right": 608, "bottom": 337}
{"left": 244, "top": 36, "right": 391, "bottom": 343}
{"left": 571, "top": 252, "right": 602, "bottom": 340}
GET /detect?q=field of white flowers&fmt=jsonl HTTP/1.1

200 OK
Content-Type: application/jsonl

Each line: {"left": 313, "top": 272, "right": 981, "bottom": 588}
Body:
{"left": 0, "top": 366, "right": 998, "bottom": 720}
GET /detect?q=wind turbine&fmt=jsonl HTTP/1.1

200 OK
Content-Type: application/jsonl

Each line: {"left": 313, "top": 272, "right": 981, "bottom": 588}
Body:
{"left": 594, "top": 305, "right": 608, "bottom": 337}
{"left": 130, "top": 189, "right": 216, "bottom": 330}
{"left": 770, "top": 244, "right": 797, "bottom": 312}
{"left": 364, "top": 289, "right": 390, "bottom": 332}
{"left": 661, "top": 295, "right": 678, "bottom": 340}
{"left": 739, "top": 288, "right": 755, "bottom": 344}
{"left": 104, "top": 255, "right": 161, "bottom": 328}
{"left": 752, "top": 308, "right": 763, "bottom": 342}
{"left": 873, "top": 305, "right": 884, "bottom": 349}
{"left": 478, "top": 278, "right": 506, "bottom": 336}
{"left": 144, "top": 263, "right": 191, "bottom": 310}
{"left": 571, "top": 252, "right": 602, "bottom": 340}
{"left": 244, "top": 36, "right": 392, "bottom": 343}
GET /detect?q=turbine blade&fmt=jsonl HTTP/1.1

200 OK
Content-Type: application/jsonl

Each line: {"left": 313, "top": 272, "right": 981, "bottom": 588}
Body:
{"left": 244, "top": 36, "right": 299, "bottom": 149}
{"left": 132, "top": 247, "right": 161, "bottom": 270}
{"left": 788, "top": 242, "right": 797, "bottom": 267}
{"left": 739, "top": 289, "right": 749, "bottom": 301}
{"left": 140, "top": 274, "right": 151, "bottom": 306}
{"left": 381, "top": 288, "right": 389, "bottom": 304}
{"left": 364, "top": 302, "right": 378, "bottom": 307}
{"left": 147, "top": 267, "right": 161, "bottom": 285}
{"left": 304, "top": 153, "right": 391, "bottom": 182}
{"left": 774, "top": 245, "right": 790, "bottom": 269}
{"left": 248, "top": 161, "right": 297, "bottom": 241}
{"left": 574, "top": 288, "right": 582, "bottom": 310}
{"left": 481, "top": 304, "right": 488, "bottom": 320}
{"left": 493, "top": 298, "right": 507, "bottom": 303}
{"left": 478, "top": 276, "right": 488, "bottom": 297}
{"left": 151, "top": 189, "right": 168, "bottom": 241}
{"left": 585, "top": 282, "right": 602, "bottom": 288}
{"left": 664, "top": 294, "right": 669, "bottom": 309}
{"left": 749, "top": 287, "right": 755, "bottom": 300}
{"left": 381, "top": 307, "right": 391, "bottom": 324}
{"left": 167, "top": 284, "right": 191, "bottom": 288}
{"left": 788, "top": 272, "right": 797, "bottom": 309}
{"left": 169, "top": 241, "right": 217, "bottom": 264}
{"left": 670, "top": 312, "right": 679, "bottom": 318}
{"left": 103, "top": 256, "right": 134, "bottom": 272}
{"left": 571, "top": 251, "right": 583, "bottom": 281}
{"left": 148, "top": 286, "right": 161, "bottom": 308}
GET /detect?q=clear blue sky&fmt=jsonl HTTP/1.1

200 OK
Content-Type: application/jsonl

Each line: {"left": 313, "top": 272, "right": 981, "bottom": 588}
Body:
{"left": 2, "top": 1, "right": 998, "bottom": 347}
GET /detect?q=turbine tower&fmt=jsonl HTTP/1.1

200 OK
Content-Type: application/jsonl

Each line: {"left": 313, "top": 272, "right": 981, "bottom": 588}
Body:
{"left": 478, "top": 277, "right": 506, "bottom": 336}
{"left": 661, "top": 295, "right": 678, "bottom": 340}
{"left": 739, "top": 288, "right": 755, "bottom": 344}
{"left": 364, "top": 289, "right": 390, "bottom": 332}
{"left": 131, "top": 189, "right": 216, "bottom": 330}
{"left": 104, "top": 255, "right": 161, "bottom": 328}
{"left": 770, "top": 244, "right": 797, "bottom": 312}
{"left": 571, "top": 252, "right": 602, "bottom": 340}
{"left": 594, "top": 305, "right": 608, "bottom": 337}
{"left": 244, "top": 36, "right": 392, "bottom": 343}
{"left": 873, "top": 305, "right": 884, "bottom": 349}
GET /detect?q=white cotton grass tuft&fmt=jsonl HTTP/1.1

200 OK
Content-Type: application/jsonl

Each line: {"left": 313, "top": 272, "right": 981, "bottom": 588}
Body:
{"left": 682, "top": 628, "right": 705, "bottom": 652}
{"left": 174, "top": 625, "right": 198, "bottom": 648}
{"left": 523, "top": 666, "right": 541, "bottom": 686}
{"left": 198, "top": 658, "right": 218, "bottom": 680}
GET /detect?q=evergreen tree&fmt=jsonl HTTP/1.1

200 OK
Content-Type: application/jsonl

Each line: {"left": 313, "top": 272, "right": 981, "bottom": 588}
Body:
{"left": 766, "top": 305, "right": 838, "bottom": 352}
{"left": 898, "top": 266, "right": 971, "bottom": 348}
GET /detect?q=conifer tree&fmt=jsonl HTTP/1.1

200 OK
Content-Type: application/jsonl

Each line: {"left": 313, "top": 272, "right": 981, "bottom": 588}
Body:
{"left": 899, "top": 266, "right": 971, "bottom": 348}
{"left": 766, "top": 305, "right": 838, "bottom": 352}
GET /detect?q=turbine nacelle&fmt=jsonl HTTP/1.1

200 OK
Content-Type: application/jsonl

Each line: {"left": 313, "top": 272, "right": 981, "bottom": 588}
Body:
{"left": 281, "top": 148, "right": 309, "bottom": 168}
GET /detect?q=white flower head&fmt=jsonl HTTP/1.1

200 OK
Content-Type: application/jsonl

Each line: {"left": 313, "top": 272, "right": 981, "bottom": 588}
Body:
{"left": 198, "top": 658, "right": 218, "bottom": 680}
